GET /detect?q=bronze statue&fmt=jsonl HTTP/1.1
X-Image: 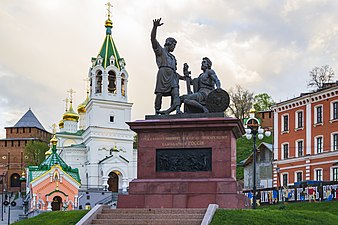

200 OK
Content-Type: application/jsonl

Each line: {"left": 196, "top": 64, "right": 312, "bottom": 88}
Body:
{"left": 183, "top": 57, "right": 229, "bottom": 113}
{"left": 151, "top": 18, "right": 183, "bottom": 115}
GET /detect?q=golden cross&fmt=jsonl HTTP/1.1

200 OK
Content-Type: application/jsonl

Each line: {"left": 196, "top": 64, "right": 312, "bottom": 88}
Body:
{"left": 83, "top": 78, "right": 90, "bottom": 94}
{"left": 62, "top": 98, "right": 69, "bottom": 112}
{"left": 105, "top": 2, "right": 113, "bottom": 18}
{"left": 52, "top": 124, "right": 57, "bottom": 134}
{"left": 67, "top": 89, "right": 76, "bottom": 103}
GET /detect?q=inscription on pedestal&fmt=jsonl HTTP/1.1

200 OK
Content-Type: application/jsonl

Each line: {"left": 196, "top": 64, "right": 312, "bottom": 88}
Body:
{"left": 156, "top": 148, "right": 212, "bottom": 172}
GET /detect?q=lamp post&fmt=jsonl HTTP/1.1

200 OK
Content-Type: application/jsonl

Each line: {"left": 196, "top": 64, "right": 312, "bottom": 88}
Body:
{"left": 245, "top": 109, "right": 271, "bottom": 209}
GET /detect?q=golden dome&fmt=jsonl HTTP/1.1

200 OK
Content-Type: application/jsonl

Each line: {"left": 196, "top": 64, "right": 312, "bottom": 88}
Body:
{"left": 77, "top": 92, "right": 89, "bottom": 114}
{"left": 105, "top": 18, "right": 113, "bottom": 28}
{"left": 63, "top": 102, "right": 79, "bottom": 122}
{"left": 58, "top": 119, "right": 64, "bottom": 129}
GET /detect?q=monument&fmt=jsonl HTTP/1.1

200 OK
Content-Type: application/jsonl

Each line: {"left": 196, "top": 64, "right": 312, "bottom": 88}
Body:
{"left": 117, "top": 18, "right": 248, "bottom": 208}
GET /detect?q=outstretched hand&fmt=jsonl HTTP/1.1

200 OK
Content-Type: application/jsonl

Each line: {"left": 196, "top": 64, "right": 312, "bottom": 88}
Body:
{"left": 153, "top": 18, "right": 164, "bottom": 27}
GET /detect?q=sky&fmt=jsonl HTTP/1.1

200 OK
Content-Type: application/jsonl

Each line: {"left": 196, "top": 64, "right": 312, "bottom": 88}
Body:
{"left": 1, "top": 0, "right": 338, "bottom": 137}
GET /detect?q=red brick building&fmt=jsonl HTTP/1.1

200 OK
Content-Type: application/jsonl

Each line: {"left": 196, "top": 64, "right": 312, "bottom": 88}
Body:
{"left": 272, "top": 83, "right": 338, "bottom": 188}
{"left": 0, "top": 109, "right": 50, "bottom": 192}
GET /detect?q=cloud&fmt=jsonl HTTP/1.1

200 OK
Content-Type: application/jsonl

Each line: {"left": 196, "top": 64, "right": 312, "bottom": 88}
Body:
{"left": 0, "top": 0, "right": 338, "bottom": 137}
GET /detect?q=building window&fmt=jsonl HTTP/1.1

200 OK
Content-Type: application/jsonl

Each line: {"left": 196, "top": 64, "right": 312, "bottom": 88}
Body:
{"left": 297, "top": 140, "right": 304, "bottom": 157}
{"left": 110, "top": 116, "right": 114, "bottom": 123}
{"left": 296, "top": 111, "right": 303, "bottom": 129}
{"left": 332, "top": 101, "right": 338, "bottom": 120}
{"left": 282, "top": 174, "right": 288, "bottom": 187}
{"left": 333, "top": 133, "right": 338, "bottom": 151}
{"left": 296, "top": 172, "right": 302, "bottom": 182}
{"left": 315, "top": 169, "right": 323, "bottom": 181}
{"left": 333, "top": 168, "right": 338, "bottom": 181}
{"left": 282, "top": 114, "right": 289, "bottom": 132}
{"left": 282, "top": 143, "right": 289, "bottom": 159}
{"left": 315, "top": 136, "right": 323, "bottom": 153}
{"left": 315, "top": 105, "right": 323, "bottom": 124}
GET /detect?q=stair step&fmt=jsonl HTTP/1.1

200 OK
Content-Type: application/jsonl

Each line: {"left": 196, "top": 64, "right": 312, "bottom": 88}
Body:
{"left": 97, "top": 213, "right": 204, "bottom": 220}
{"left": 91, "top": 218, "right": 202, "bottom": 225}
{"left": 101, "top": 208, "right": 206, "bottom": 214}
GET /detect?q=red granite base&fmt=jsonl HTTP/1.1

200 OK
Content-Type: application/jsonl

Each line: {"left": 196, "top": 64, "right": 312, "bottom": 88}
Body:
{"left": 118, "top": 116, "right": 248, "bottom": 209}
{"left": 118, "top": 178, "right": 248, "bottom": 208}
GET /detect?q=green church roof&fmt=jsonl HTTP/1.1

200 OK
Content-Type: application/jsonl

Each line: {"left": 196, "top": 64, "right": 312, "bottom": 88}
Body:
{"left": 28, "top": 137, "right": 81, "bottom": 184}
{"left": 93, "top": 17, "right": 125, "bottom": 70}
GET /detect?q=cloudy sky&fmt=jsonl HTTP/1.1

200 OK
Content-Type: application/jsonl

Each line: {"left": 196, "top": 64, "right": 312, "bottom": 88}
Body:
{"left": 1, "top": 0, "right": 338, "bottom": 137}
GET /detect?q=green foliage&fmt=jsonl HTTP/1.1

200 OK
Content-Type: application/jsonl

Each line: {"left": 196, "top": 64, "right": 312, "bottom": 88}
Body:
{"left": 253, "top": 93, "right": 275, "bottom": 111}
{"left": 211, "top": 201, "right": 338, "bottom": 225}
{"left": 12, "top": 210, "right": 88, "bottom": 225}
{"left": 236, "top": 135, "right": 273, "bottom": 180}
{"left": 228, "top": 85, "right": 254, "bottom": 120}
{"left": 24, "top": 141, "right": 49, "bottom": 166}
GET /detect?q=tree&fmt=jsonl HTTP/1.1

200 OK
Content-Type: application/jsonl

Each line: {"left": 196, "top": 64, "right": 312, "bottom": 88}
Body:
{"left": 228, "top": 85, "right": 254, "bottom": 120}
{"left": 24, "top": 141, "right": 49, "bottom": 166}
{"left": 308, "top": 65, "right": 335, "bottom": 89}
{"left": 253, "top": 93, "right": 275, "bottom": 111}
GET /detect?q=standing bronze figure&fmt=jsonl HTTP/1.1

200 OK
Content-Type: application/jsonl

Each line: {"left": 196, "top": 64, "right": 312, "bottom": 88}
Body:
{"left": 151, "top": 18, "right": 182, "bottom": 115}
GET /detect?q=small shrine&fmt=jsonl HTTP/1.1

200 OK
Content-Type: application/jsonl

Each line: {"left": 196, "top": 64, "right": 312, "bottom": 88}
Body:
{"left": 26, "top": 134, "right": 81, "bottom": 211}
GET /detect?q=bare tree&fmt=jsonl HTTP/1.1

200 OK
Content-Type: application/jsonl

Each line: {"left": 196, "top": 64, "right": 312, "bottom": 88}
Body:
{"left": 227, "top": 85, "right": 254, "bottom": 120}
{"left": 308, "top": 65, "right": 335, "bottom": 89}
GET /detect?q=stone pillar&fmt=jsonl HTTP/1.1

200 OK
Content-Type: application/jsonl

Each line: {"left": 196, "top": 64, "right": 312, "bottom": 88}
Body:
{"left": 102, "top": 72, "right": 108, "bottom": 98}
{"left": 116, "top": 73, "right": 122, "bottom": 98}
{"left": 102, "top": 176, "right": 109, "bottom": 191}
{"left": 47, "top": 201, "right": 52, "bottom": 211}
{"left": 122, "top": 178, "right": 128, "bottom": 193}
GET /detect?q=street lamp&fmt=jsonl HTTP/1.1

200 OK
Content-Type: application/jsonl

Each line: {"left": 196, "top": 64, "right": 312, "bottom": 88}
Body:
{"left": 245, "top": 109, "right": 271, "bottom": 209}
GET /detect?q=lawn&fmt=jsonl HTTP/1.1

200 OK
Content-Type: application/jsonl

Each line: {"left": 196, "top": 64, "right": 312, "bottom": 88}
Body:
{"left": 210, "top": 201, "right": 338, "bottom": 225}
{"left": 12, "top": 210, "right": 88, "bottom": 225}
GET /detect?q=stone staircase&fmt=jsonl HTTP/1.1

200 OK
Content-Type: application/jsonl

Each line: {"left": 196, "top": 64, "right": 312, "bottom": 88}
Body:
{"left": 90, "top": 206, "right": 206, "bottom": 225}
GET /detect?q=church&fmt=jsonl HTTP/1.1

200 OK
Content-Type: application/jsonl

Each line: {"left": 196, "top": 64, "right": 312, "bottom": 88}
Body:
{"left": 55, "top": 6, "right": 137, "bottom": 203}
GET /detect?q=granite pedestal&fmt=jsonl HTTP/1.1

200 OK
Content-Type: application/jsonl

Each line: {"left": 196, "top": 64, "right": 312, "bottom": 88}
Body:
{"left": 118, "top": 114, "right": 248, "bottom": 208}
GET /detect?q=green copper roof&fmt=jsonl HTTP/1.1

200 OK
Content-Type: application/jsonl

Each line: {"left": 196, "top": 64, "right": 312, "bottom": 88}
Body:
{"left": 28, "top": 144, "right": 81, "bottom": 184}
{"left": 93, "top": 19, "right": 125, "bottom": 70}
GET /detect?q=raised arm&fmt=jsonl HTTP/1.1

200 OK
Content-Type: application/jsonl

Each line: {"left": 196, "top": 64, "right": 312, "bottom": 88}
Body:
{"left": 151, "top": 18, "right": 164, "bottom": 49}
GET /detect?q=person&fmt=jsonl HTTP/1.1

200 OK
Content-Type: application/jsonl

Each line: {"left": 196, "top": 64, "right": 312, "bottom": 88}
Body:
{"left": 183, "top": 57, "right": 221, "bottom": 113}
{"left": 151, "top": 18, "right": 183, "bottom": 115}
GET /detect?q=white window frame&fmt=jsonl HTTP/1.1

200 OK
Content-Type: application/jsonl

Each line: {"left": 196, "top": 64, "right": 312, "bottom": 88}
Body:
{"left": 294, "top": 171, "right": 303, "bottom": 183}
{"left": 281, "top": 142, "right": 289, "bottom": 159}
{"left": 281, "top": 172, "right": 288, "bottom": 187}
{"left": 314, "top": 104, "right": 323, "bottom": 125}
{"left": 331, "top": 100, "right": 338, "bottom": 121}
{"left": 314, "top": 135, "right": 324, "bottom": 154}
{"left": 281, "top": 113, "right": 289, "bottom": 132}
{"left": 314, "top": 168, "right": 323, "bottom": 181}
{"left": 295, "top": 110, "right": 304, "bottom": 130}
{"left": 331, "top": 167, "right": 338, "bottom": 181}
{"left": 331, "top": 132, "right": 338, "bottom": 151}
{"left": 295, "top": 139, "right": 304, "bottom": 157}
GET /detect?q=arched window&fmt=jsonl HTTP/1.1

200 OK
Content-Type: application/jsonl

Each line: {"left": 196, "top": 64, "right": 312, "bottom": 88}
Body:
{"left": 108, "top": 71, "right": 116, "bottom": 94}
{"left": 10, "top": 173, "right": 21, "bottom": 187}
{"left": 121, "top": 74, "right": 126, "bottom": 96}
{"left": 96, "top": 70, "right": 102, "bottom": 93}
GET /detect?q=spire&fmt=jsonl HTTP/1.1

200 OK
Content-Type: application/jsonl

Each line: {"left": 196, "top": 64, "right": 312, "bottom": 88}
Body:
{"left": 13, "top": 109, "right": 46, "bottom": 131}
{"left": 93, "top": 2, "right": 125, "bottom": 70}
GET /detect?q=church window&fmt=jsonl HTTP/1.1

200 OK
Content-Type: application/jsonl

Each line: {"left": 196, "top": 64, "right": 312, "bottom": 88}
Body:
{"left": 96, "top": 71, "right": 102, "bottom": 93}
{"left": 108, "top": 71, "right": 116, "bottom": 94}
{"left": 121, "top": 74, "right": 126, "bottom": 96}
{"left": 110, "top": 116, "right": 114, "bottom": 123}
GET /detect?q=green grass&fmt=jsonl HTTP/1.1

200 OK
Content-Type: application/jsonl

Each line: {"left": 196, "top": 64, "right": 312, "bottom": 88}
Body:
{"left": 12, "top": 210, "right": 88, "bottom": 225}
{"left": 211, "top": 201, "right": 338, "bottom": 225}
